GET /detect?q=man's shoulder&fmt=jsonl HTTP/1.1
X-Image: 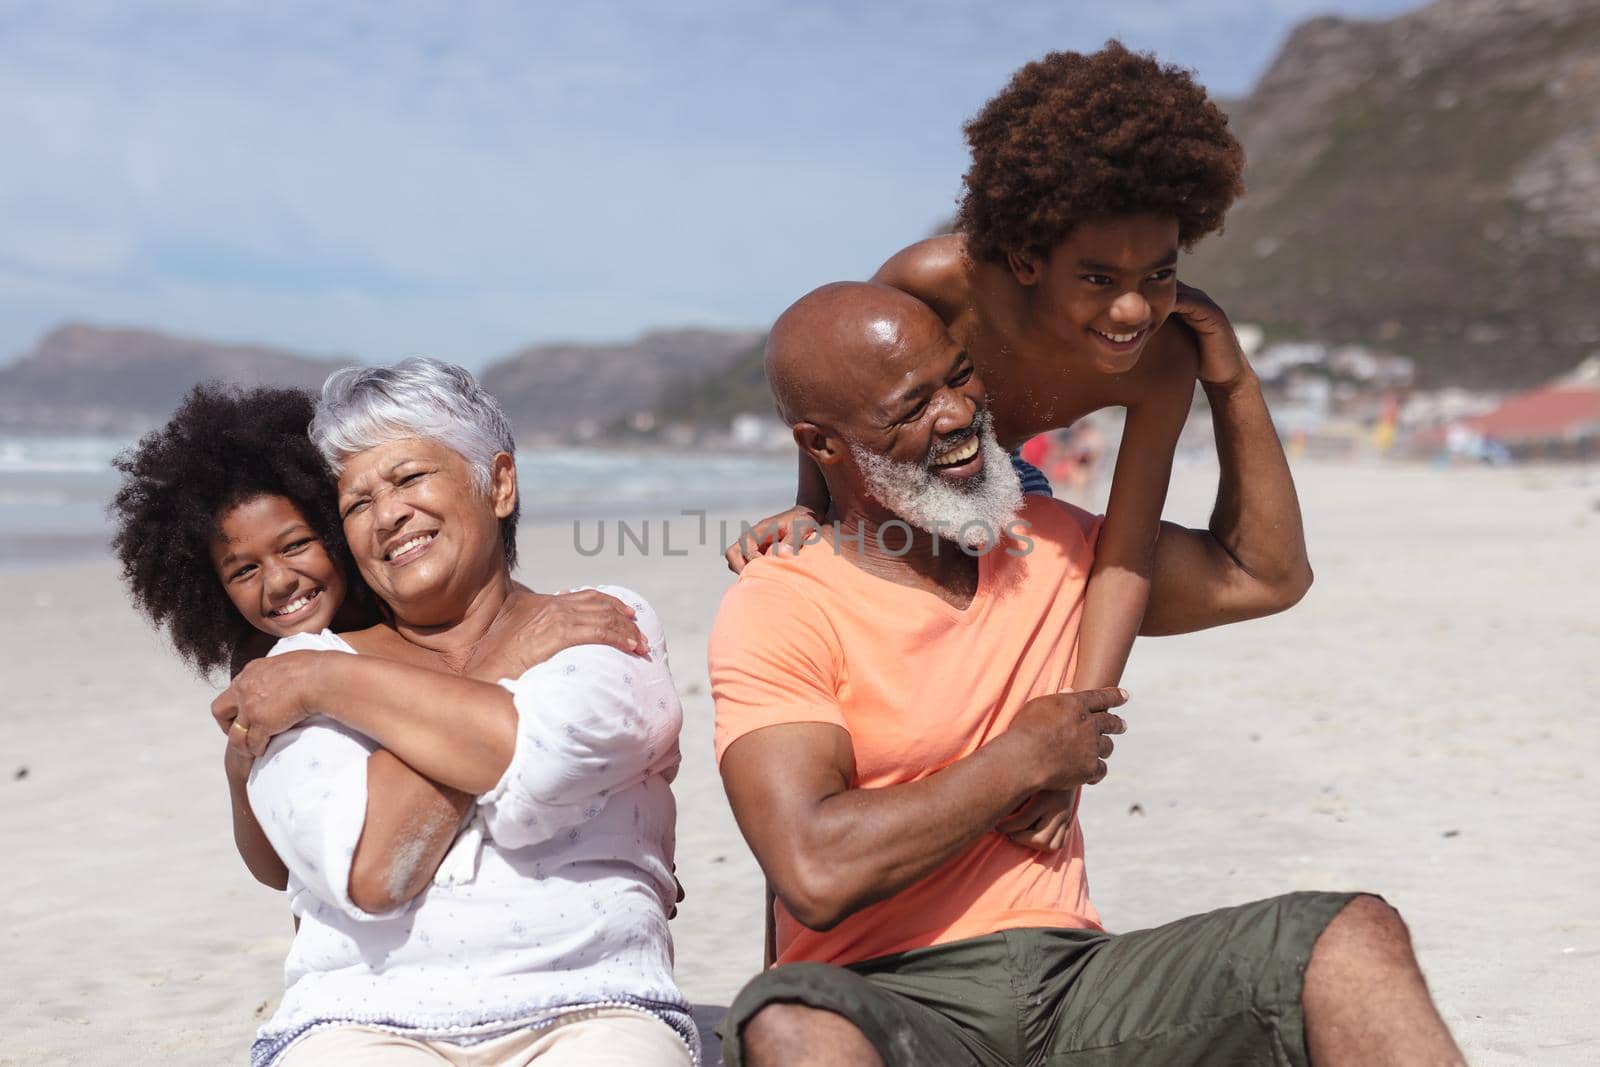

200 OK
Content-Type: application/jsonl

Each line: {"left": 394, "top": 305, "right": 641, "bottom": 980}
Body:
{"left": 1014, "top": 495, "right": 1102, "bottom": 551}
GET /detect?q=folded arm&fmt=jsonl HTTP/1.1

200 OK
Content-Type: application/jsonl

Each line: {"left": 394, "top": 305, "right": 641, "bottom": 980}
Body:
{"left": 1141, "top": 368, "right": 1311, "bottom": 635}
{"left": 229, "top": 590, "right": 672, "bottom": 912}
{"left": 720, "top": 722, "right": 1048, "bottom": 931}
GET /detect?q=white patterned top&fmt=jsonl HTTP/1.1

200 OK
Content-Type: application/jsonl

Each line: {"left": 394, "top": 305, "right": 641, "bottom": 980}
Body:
{"left": 246, "top": 586, "right": 694, "bottom": 1065}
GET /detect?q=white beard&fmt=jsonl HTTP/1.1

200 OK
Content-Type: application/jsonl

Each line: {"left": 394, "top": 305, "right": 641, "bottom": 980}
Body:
{"left": 848, "top": 411, "right": 1023, "bottom": 551}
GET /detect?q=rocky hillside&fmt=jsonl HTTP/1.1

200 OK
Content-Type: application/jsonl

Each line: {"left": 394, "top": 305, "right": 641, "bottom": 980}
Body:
{"left": 480, "top": 328, "right": 762, "bottom": 440}
{"left": 1187, "top": 0, "right": 1600, "bottom": 387}
{"left": 0, "top": 322, "right": 763, "bottom": 438}
{"left": 0, "top": 324, "right": 349, "bottom": 434}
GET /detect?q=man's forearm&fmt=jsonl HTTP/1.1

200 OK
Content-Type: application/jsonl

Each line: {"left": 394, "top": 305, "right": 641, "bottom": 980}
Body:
{"left": 755, "top": 732, "right": 1045, "bottom": 930}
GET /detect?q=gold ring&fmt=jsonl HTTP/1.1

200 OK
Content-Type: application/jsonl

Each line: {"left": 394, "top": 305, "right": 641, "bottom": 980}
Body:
{"left": 231, "top": 719, "right": 248, "bottom": 732}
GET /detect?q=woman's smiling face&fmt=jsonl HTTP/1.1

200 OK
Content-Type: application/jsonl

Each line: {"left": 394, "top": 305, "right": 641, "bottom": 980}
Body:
{"left": 335, "top": 437, "right": 516, "bottom": 625}
{"left": 209, "top": 494, "right": 348, "bottom": 639}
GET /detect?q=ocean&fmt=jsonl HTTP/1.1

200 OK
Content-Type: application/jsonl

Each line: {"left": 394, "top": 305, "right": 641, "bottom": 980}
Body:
{"left": 0, "top": 435, "right": 796, "bottom": 572}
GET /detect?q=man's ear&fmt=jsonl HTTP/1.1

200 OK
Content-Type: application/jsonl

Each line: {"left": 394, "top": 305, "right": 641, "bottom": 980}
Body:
{"left": 1007, "top": 250, "right": 1042, "bottom": 286}
{"left": 792, "top": 422, "right": 845, "bottom": 466}
{"left": 489, "top": 451, "right": 518, "bottom": 519}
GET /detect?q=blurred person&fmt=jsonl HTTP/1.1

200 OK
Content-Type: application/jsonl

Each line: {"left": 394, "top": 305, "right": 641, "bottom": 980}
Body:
{"left": 711, "top": 283, "right": 1463, "bottom": 1067}
{"left": 201, "top": 360, "right": 694, "bottom": 1065}
{"left": 731, "top": 42, "right": 1254, "bottom": 849}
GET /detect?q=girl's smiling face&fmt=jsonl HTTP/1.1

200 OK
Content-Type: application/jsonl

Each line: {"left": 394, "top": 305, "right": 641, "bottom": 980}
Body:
{"left": 209, "top": 494, "right": 347, "bottom": 639}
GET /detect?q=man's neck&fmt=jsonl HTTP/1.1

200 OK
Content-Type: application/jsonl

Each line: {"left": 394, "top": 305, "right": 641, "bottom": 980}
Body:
{"left": 823, "top": 502, "right": 979, "bottom": 609}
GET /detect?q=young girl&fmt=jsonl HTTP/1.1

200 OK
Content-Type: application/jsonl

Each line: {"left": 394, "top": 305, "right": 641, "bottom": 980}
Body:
{"left": 733, "top": 42, "right": 1254, "bottom": 847}
{"left": 111, "top": 383, "right": 379, "bottom": 889}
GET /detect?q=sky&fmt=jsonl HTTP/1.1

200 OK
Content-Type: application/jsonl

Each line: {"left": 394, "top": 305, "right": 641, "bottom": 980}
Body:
{"left": 0, "top": 0, "right": 1421, "bottom": 369}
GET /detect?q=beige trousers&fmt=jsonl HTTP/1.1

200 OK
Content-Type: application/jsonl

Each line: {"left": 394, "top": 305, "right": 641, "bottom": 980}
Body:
{"left": 275, "top": 1007, "right": 694, "bottom": 1066}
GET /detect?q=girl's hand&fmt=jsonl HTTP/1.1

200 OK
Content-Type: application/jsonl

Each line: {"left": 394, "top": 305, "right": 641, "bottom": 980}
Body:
{"left": 1172, "top": 282, "right": 1248, "bottom": 388}
{"left": 724, "top": 505, "right": 821, "bottom": 574}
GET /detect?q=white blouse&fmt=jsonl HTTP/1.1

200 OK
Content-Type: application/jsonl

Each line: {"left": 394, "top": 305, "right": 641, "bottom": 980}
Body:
{"left": 246, "top": 586, "right": 694, "bottom": 1064}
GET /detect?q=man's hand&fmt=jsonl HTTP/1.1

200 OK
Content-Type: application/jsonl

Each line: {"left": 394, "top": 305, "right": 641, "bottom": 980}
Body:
{"left": 1172, "top": 282, "right": 1248, "bottom": 388}
{"left": 724, "top": 505, "right": 820, "bottom": 574}
{"left": 464, "top": 588, "right": 646, "bottom": 682}
{"left": 1006, "top": 687, "right": 1129, "bottom": 792}
{"left": 214, "top": 650, "right": 327, "bottom": 757}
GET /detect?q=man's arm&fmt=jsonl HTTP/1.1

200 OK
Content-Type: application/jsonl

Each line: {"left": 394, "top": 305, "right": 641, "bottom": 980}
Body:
{"left": 1141, "top": 290, "right": 1312, "bottom": 635}
{"left": 719, "top": 689, "right": 1126, "bottom": 931}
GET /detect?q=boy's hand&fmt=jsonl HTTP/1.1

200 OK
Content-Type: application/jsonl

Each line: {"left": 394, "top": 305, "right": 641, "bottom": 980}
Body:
{"left": 724, "top": 505, "right": 821, "bottom": 574}
{"left": 996, "top": 789, "right": 1077, "bottom": 851}
{"left": 1173, "top": 283, "right": 1248, "bottom": 387}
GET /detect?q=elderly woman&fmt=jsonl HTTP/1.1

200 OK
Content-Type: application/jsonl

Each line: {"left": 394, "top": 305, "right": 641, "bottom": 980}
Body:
{"left": 216, "top": 359, "right": 695, "bottom": 1065}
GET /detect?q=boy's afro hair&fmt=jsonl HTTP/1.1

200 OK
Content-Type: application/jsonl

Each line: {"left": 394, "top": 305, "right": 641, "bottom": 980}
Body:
{"left": 957, "top": 41, "right": 1245, "bottom": 262}
{"left": 110, "top": 383, "right": 356, "bottom": 676}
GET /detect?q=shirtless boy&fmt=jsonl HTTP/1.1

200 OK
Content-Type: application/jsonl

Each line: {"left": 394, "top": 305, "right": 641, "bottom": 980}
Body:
{"left": 732, "top": 43, "right": 1251, "bottom": 846}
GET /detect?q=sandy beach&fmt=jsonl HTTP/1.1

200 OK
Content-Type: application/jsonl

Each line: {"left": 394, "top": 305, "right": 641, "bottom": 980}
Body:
{"left": 2, "top": 458, "right": 1596, "bottom": 1066}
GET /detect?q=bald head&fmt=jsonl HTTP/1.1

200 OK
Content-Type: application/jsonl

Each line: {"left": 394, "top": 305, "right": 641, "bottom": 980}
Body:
{"left": 765, "top": 281, "right": 952, "bottom": 428}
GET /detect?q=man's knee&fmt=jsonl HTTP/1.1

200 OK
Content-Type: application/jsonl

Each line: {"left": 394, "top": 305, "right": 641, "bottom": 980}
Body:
{"left": 1312, "top": 893, "right": 1417, "bottom": 970}
{"left": 741, "top": 1003, "right": 881, "bottom": 1067}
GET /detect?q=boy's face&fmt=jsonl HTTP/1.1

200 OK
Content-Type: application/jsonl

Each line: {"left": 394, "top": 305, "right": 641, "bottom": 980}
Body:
{"left": 1012, "top": 213, "right": 1180, "bottom": 376}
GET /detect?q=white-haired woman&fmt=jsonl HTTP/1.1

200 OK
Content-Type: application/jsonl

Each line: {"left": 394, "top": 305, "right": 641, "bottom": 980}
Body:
{"left": 215, "top": 358, "right": 696, "bottom": 1066}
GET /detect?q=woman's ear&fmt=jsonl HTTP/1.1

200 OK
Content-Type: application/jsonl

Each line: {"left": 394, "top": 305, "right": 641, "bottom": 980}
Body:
{"left": 1007, "top": 250, "right": 1042, "bottom": 286}
{"left": 489, "top": 452, "right": 518, "bottom": 519}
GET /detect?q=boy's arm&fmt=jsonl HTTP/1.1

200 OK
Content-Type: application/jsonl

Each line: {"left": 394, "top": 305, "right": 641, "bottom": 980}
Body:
{"left": 1072, "top": 345, "right": 1197, "bottom": 689}
{"left": 1141, "top": 286, "right": 1312, "bottom": 634}
{"left": 724, "top": 451, "right": 830, "bottom": 574}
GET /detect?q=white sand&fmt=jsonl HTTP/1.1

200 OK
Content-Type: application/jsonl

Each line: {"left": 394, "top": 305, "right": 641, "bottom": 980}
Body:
{"left": 1, "top": 460, "right": 1596, "bottom": 1065}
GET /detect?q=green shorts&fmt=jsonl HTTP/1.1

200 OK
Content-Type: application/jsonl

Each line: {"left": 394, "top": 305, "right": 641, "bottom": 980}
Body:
{"left": 720, "top": 891, "right": 1359, "bottom": 1066}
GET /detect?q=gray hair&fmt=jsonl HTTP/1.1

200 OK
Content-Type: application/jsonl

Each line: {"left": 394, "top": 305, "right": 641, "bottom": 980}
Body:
{"left": 310, "top": 357, "right": 520, "bottom": 569}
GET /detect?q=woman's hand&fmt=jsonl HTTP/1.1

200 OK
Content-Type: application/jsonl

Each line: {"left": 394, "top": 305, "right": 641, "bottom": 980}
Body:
{"left": 1172, "top": 282, "right": 1249, "bottom": 388}
{"left": 213, "top": 650, "right": 326, "bottom": 757}
{"left": 465, "top": 588, "right": 647, "bottom": 682}
{"left": 723, "top": 505, "right": 821, "bottom": 574}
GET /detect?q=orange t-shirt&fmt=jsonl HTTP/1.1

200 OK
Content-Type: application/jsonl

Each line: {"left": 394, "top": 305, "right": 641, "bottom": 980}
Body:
{"left": 710, "top": 496, "right": 1105, "bottom": 967}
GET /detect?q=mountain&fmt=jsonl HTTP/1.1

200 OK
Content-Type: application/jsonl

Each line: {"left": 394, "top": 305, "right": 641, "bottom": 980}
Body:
{"left": 0, "top": 322, "right": 766, "bottom": 439}
{"left": 479, "top": 328, "right": 763, "bottom": 440}
{"left": 1186, "top": 0, "right": 1600, "bottom": 387}
{"left": 0, "top": 323, "right": 349, "bottom": 434}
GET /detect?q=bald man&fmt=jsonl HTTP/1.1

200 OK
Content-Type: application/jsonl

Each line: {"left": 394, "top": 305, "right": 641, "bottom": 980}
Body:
{"left": 707, "top": 284, "right": 1463, "bottom": 1066}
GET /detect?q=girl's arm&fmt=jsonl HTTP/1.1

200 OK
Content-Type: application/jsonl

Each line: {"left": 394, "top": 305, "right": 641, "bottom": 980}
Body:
{"left": 224, "top": 746, "right": 289, "bottom": 890}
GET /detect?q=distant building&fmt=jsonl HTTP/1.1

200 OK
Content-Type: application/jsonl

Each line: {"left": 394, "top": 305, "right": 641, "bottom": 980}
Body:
{"left": 1441, "top": 356, "right": 1600, "bottom": 461}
